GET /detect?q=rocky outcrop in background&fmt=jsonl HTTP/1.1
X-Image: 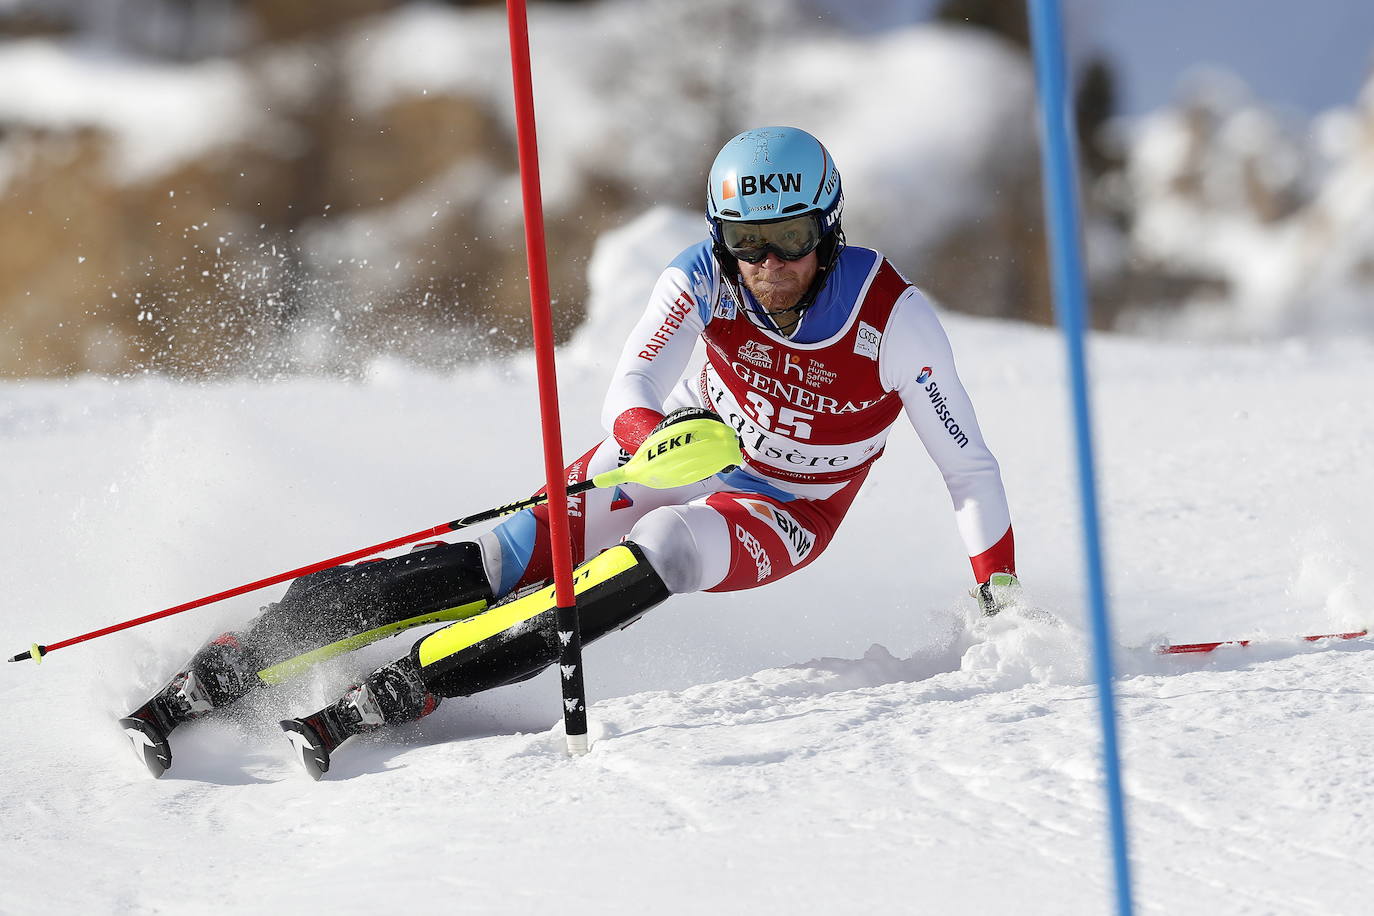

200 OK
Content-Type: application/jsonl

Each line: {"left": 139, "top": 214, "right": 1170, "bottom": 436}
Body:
{"left": 2, "top": 0, "right": 1368, "bottom": 378}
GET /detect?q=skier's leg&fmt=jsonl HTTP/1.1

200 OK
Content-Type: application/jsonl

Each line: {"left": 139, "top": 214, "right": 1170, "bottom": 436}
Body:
{"left": 483, "top": 435, "right": 715, "bottom": 595}
{"left": 281, "top": 542, "right": 670, "bottom": 778}
{"left": 245, "top": 538, "right": 497, "bottom": 682}
{"left": 120, "top": 538, "right": 496, "bottom": 776}
{"left": 279, "top": 473, "right": 875, "bottom": 777}
{"left": 624, "top": 468, "right": 871, "bottom": 594}
{"left": 276, "top": 432, "right": 747, "bottom": 778}
{"left": 123, "top": 431, "right": 700, "bottom": 777}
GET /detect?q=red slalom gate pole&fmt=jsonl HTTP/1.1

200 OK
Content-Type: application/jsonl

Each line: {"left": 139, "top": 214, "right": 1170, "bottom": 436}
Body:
{"left": 1157, "top": 630, "right": 1368, "bottom": 655}
{"left": 505, "top": 0, "right": 589, "bottom": 755}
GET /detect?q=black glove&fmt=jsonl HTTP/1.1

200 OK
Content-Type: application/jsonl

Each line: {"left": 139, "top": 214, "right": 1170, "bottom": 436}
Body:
{"left": 651, "top": 407, "right": 740, "bottom": 474}
{"left": 650, "top": 406, "right": 725, "bottom": 433}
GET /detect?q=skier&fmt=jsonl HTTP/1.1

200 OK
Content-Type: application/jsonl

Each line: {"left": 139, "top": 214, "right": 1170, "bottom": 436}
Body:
{"left": 120, "top": 126, "right": 1018, "bottom": 779}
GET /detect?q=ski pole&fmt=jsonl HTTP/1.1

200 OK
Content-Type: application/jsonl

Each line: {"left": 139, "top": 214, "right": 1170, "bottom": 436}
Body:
{"left": 1157, "top": 629, "right": 1368, "bottom": 655}
{"left": 7, "top": 417, "right": 741, "bottom": 666}
{"left": 6, "top": 485, "right": 588, "bottom": 665}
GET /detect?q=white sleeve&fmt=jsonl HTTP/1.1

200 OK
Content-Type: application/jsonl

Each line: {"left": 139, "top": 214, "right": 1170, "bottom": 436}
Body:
{"left": 600, "top": 263, "right": 709, "bottom": 432}
{"left": 880, "top": 288, "right": 1012, "bottom": 558}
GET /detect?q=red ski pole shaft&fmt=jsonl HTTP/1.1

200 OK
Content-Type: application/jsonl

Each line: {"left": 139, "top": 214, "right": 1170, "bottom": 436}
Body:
{"left": 8, "top": 482, "right": 597, "bottom": 665}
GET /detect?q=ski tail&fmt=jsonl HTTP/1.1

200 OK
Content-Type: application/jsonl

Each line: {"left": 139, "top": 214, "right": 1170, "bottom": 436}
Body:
{"left": 119, "top": 713, "right": 172, "bottom": 778}
{"left": 280, "top": 657, "right": 439, "bottom": 780}
{"left": 280, "top": 714, "right": 342, "bottom": 781}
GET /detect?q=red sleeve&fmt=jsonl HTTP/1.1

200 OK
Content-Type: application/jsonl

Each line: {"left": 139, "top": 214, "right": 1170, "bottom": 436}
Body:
{"left": 970, "top": 525, "right": 1015, "bottom": 582}
{"left": 611, "top": 407, "right": 666, "bottom": 454}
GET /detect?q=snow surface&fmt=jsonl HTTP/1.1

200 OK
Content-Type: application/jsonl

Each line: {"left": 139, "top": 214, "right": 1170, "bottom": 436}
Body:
{"left": 2, "top": 209, "right": 1373, "bottom": 913}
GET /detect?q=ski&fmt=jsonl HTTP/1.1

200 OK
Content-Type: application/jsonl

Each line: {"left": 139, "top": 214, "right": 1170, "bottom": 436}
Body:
{"left": 279, "top": 658, "right": 438, "bottom": 780}
{"left": 1156, "top": 629, "right": 1368, "bottom": 655}
{"left": 118, "top": 710, "right": 174, "bottom": 778}
{"left": 280, "top": 711, "right": 349, "bottom": 781}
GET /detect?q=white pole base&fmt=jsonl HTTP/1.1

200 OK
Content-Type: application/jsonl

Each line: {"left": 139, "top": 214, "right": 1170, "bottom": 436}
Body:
{"left": 564, "top": 732, "right": 590, "bottom": 756}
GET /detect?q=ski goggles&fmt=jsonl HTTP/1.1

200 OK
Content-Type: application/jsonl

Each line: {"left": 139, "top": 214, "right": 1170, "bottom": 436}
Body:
{"left": 719, "top": 213, "right": 823, "bottom": 263}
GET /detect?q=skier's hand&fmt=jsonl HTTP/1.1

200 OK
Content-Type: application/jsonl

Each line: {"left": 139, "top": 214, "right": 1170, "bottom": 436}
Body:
{"left": 656, "top": 407, "right": 743, "bottom": 474}
{"left": 650, "top": 406, "right": 726, "bottom": 436}
{"left": 606, "top": 407, "right": 742, "bottom": 490}
{"left": 972, "top": 572, "right": 1021, "bottom": 617}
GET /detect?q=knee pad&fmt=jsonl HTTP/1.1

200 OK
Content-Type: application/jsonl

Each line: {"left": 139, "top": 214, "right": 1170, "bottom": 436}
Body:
{"left": 629, "top": 505, "right": 730, "bottom": 593}
{"left": 413, "top": 542, "right": 669, "bottom": 697}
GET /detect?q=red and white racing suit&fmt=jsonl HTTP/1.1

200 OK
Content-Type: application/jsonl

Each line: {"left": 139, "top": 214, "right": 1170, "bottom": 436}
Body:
{"left": 484, "top": 242, "right": 1014, "bottom": 597}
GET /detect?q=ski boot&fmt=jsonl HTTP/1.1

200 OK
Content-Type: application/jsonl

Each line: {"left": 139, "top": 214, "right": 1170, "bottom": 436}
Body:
{"left": 119, "top": 633, "right": 257, "bottom": 778}
{"left": 281, "top": 657, "right": 439, "bottom": 780}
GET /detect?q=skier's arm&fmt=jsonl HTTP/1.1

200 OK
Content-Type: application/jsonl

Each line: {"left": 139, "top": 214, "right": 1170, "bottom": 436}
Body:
{"left": 881, "top": 288, "right": 1016, "bottom": 582}
{"left": 601, "top": 260, "right": 710, "bottom": 453}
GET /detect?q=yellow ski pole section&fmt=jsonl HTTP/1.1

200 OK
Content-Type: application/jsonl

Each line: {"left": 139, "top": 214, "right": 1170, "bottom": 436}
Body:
{"left": 417, "top": 546, "right": 638, "bottom": 668}
{"left": 594, "top": 417, "right": 743, "bottom": 492}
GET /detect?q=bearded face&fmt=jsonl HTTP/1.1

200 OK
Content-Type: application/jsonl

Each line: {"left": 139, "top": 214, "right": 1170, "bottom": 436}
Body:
{"left": 738, "top": 250, "right": 819, "bottom": 316}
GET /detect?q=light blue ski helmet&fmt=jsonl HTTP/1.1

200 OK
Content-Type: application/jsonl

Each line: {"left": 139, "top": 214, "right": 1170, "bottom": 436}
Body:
{"left": 706, "top": 126, "right": 843, "bottom": 239}
{"left": 706, "top": 126, "right": 846, "bottom": 315}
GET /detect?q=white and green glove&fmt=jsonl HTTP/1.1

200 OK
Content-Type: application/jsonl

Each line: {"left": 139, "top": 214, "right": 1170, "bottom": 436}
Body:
{"left": 972, "top": 572, "right": 1021, "bottom": 617}
{"left": 593, "top": 407, "right": 742, "bottom": 492}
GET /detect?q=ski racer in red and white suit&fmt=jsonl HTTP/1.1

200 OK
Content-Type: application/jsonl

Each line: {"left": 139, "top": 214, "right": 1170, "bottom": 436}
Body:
{"left": 125, "top": 126, "right": 1019, "bottom": 781}
{"left": 481, "top": 239, "right": 1015, "bottom": 599}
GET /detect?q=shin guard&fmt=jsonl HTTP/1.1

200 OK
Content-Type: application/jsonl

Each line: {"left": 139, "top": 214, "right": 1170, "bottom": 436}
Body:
{"left": 250, "top": 540, "right": 493, "bottom": 685}
{"left": 413, "top": 542, "right": 669, "bottom": 698}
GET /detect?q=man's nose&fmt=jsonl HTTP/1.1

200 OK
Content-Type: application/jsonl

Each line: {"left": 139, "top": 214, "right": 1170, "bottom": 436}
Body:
{"left": 759, "top": 251, "right": 787, "bottom": 269}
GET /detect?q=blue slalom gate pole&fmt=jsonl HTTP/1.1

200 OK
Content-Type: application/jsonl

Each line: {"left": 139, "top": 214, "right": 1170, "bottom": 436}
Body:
{"left": 1026, "top": 1, "right": 1135, "bottom": 913}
